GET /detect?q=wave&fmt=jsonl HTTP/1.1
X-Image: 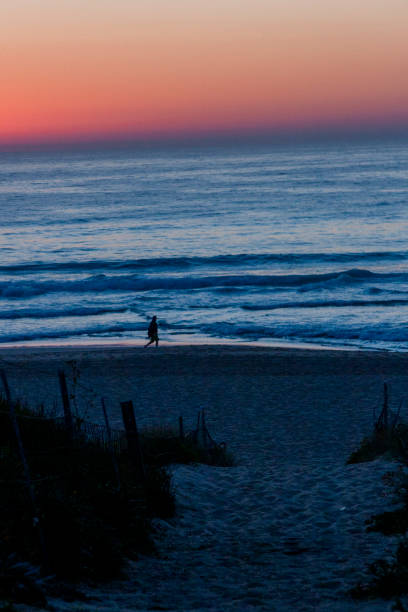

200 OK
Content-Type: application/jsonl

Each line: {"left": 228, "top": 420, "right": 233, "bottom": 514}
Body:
{"left": 1, "top": 294, "right": 404, "bottom": 323}
{"left": 0, "top": 268, "right": 392, "bottom": 298}
{"left": 0, "top": 250, "right": 407, "bottom": 274}
{"left": 368, "top": 286, "right": 408, "bottom": 296}
{"left": 0, "top": 319, "right": 195, "bottom": 344}
{"left": 241, "top": 298, "right": 408, "bottom": 311}
{"left": 0, "top": 321, "right": 146, "bottom": 344}
{"left": 199, "top": 322, "right": 408, "bottom": 343}
{"left": 0, "top": 305, "right": 128, "bottom": 320}
{"left": 2, "top": 311, "right": 408, "bottom": 346}
{"left": 3, "top": 317, "right": 408, "bottom": 346}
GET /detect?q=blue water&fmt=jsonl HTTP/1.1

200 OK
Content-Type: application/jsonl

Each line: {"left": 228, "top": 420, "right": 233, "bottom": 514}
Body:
{"left": 0, "top": 140, "right": 408, "bottom": 350}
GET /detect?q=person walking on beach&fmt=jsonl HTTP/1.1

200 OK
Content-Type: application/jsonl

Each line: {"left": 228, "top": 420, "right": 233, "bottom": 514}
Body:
{"left": 144, "top": 315, "right": 159, "bottom": 347}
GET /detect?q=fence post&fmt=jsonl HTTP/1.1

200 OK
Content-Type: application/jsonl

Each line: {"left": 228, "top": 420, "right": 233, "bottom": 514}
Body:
{"left": 101, "top": 398, "right": 121, "bottom": 491}
{"left": 120, "top": 401, "right": 146, "bottom": 481}
{"left": 383, "top": 382, "right": 389, "bottom": 431}
{"left": 201, "top": 409, "right": 207, "bottom": 448}
{"left": 179, "top": 415, "right": 184, "bottom": 440}
{"left": 0, "top": 369, "right": 49, "bottom": 571}
{"left": 58, "top": 369, "right": 74, "bottom": 442}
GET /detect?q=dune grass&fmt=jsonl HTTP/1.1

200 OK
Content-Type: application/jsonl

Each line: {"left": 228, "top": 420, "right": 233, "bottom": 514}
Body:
{"left": 0, "top": 397, "right": 232, "bottom": 607}
{"left": 348, "top": 390, "right": 408, "bottom": 605}
{"left": 140, "top": 424, "right": 234, "bottom": 467}
{"left": 347, "top": 423, "right": 408, "bottom": 464}
{"left": 0, "top": 401, "right": 167, "bottom": 604}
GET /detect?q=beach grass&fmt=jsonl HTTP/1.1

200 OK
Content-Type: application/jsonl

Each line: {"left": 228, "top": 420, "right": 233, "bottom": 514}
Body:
{"left": 0, "top": 388, "right": 232, "bottom": 604}
{"left": 0, "top": 396, "right": 229, "bottom": 607}
{"left": 0, "top": 400, "right": 161, "bottom": 602}
{"left": 349, "top": 405, "right": 408, "bottom": 604}
{"left": 140, "top": 424, "right": 234, "bottom": 467}
{"left": 347, "top": 423, "right": 408, "bottom": 464}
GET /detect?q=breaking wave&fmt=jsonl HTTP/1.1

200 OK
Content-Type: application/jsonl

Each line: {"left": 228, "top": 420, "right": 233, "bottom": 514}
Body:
{"left": 199, "top": 322, "right": 408, "bottom": 344}
{"left": 0, "top": 251, "right": 407, "bottom": 274}
{"left": 241, "top": 298, "right": 408, "bottom": 311}
{"left": 0, "top": 305, "right": 128, "bottom": 320}
{"left": 0, "top": 269, "right": 396, "bottom": 299}
{"left": 0, "top": 322, "right": 146, "bottom": 344}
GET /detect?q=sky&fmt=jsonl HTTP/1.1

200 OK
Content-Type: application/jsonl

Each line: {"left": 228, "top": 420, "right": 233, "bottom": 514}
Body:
{"left": 1, "top": 0, "right": 408, "bottom": 146}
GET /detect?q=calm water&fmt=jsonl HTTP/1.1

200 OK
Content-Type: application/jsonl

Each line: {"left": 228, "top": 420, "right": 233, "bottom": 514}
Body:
{"left": 0, "top": 140, "right": 407, "bottom": 350}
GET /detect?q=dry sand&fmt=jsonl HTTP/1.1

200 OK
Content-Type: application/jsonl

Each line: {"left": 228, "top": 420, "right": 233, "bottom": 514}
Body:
{"left": 2, "top": 345, "right": 408, "bottom": 611}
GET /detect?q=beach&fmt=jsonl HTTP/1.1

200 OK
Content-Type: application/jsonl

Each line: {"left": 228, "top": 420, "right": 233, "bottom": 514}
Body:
{"left": 1, "top": 344, "right": 407, "bottom": 611}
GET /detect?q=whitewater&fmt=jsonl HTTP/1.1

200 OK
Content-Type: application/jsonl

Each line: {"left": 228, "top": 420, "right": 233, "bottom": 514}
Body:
{"left": 0, "top": 140, "right": 407, "bottom": 350}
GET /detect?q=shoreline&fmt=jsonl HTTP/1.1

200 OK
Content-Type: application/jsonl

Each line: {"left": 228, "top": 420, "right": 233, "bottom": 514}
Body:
{"left": 1, "top": 332, "right": 407, "bottom": 354}
{"left": 0, "top": 338, "right": 388, "bottom": 354}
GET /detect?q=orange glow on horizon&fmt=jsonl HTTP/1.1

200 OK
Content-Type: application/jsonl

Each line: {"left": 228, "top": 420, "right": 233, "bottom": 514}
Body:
{"left": 1, "top": 0, "right": 408, "bottom": 145}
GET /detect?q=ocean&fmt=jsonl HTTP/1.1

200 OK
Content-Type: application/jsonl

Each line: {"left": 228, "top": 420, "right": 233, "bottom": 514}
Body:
{"left": 0, "top": 140, "right": 407, "bottom": 350}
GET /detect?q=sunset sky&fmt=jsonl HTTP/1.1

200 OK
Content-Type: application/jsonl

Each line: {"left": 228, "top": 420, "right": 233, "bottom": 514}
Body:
{"left": 2, "top": 0, "right": 408, "bottom": 146}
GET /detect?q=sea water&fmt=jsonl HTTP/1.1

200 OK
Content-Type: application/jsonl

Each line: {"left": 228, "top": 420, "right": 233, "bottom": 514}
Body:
{"left": 0, "top": 140, "right": 407, "bottom": 350}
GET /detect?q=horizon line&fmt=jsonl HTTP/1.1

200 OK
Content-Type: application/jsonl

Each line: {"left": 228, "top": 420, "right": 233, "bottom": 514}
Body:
{"left": 1, "top": 123, "right": 408, "bottom": 153}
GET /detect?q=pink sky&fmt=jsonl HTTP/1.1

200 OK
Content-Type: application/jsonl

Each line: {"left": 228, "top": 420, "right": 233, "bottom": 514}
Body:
{"left": 2, "top": 0, "right": 408, "bottom": 145}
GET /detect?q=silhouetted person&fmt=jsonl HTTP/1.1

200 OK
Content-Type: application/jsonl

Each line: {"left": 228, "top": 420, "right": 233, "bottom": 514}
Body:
{"left": 144, "top": 315, "right": 159, "bottom": 347}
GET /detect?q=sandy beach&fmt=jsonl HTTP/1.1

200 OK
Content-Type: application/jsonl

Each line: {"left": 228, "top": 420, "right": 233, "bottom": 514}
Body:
{"left": 2, "top": 344, "right": 407, "bottom": 611}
